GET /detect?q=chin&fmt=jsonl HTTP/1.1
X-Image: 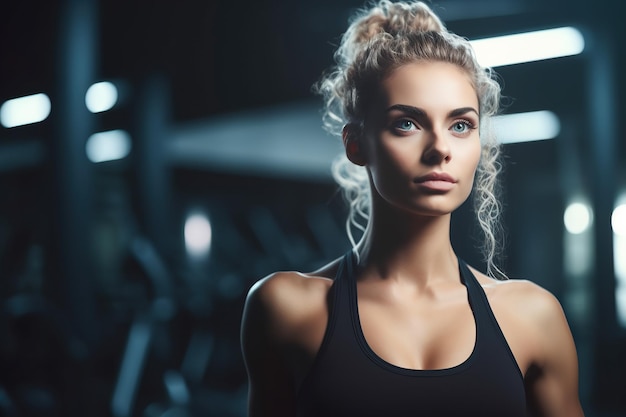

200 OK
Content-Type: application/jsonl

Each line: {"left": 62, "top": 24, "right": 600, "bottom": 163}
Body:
{"left": 414, "top": 206, "right": 456, "bottom": 217}
{"left": 390, "top": 201, "right": 459, "bottom": 218}
{"left": 409, "top": 195, "right": 468, "bottom": 216}
{"left": 374, "top": 189, "right": 470, "bottom": 218}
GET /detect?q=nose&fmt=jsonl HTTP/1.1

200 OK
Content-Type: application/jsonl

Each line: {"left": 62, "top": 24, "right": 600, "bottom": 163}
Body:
{"left": 421, "top": 129, "right": 451, "bottom": 165}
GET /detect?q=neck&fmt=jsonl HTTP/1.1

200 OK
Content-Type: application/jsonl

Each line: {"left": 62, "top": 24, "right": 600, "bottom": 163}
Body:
{"left": 355, "top": 202, "right": 458, "bottom": 286}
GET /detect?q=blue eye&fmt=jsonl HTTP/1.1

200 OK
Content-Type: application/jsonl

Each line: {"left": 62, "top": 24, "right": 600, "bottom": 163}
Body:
{"left": 451, "top": 120, "right": 474, "bottom": 134}
{"left": 395, "top": 120, "right": 416, "bottom": 131}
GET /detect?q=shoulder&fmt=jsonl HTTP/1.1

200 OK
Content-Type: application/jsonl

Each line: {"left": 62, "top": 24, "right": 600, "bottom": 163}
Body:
{"left": 246, "top": 271, "right": 332, "bottom": 320}
{"left": 468, "top": 266, "right": 583, "bottom": 415}
{"left": 470, "top": 266, "right": 565, "bottom": 320}
{"left": 242, "top": 259, "right": 340, "bottom": 344}
{"left": 240, "top": 266, "right": 339, "bottom": 416}
{"left": 471, "top": 267, "right": 574, "bottom": 362}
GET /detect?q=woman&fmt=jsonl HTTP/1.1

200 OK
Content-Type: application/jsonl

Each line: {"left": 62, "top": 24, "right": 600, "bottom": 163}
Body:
{"left": 240, "top": 1, "right": 584, "bottom": 416}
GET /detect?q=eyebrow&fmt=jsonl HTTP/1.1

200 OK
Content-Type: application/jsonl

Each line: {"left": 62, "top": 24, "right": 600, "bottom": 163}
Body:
{"left": 386, "top": 104, "right": 479, "bottom": 118}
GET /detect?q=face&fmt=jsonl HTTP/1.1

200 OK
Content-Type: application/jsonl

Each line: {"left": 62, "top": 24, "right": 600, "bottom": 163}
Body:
{"left": 356, "top": 61, "right": 481, "bottom": 217}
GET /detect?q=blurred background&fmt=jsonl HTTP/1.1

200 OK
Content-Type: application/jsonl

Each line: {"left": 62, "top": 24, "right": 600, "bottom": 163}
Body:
{"left": 0, "top": 0, "right": 624, "bottom": 416}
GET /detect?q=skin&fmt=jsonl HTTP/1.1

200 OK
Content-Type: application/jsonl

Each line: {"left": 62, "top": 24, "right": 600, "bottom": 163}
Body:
{"left": 240, "top": 61, "right": 584, "bottom": 417}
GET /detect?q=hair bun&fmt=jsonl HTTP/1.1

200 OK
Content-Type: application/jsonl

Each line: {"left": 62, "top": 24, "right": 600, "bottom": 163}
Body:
{"left": 352, "top": 2, "right": 444, "bottom": 43}
{"left": 339, "top": 1, "right": 445, "bottom": 64}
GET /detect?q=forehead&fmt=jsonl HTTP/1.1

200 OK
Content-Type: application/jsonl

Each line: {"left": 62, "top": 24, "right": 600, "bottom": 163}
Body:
{"left": 378, "top": 61, "right": 478, "bottom": 111}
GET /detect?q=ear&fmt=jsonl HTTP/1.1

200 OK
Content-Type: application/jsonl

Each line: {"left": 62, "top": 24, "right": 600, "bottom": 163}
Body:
{"left": 342, "top": 123, "right": 367, "bottom": 166}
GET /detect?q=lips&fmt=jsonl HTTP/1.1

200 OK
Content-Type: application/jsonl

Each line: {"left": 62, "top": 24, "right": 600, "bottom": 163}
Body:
{"left": 414, "top": 172, "right": 457, "bottom": 184}
{"left": 414, "top": 172, "right": 457, "bottom": 192}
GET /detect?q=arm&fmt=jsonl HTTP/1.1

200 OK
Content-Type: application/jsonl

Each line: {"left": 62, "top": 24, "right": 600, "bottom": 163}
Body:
{"left": 525, "top": 289, "right": 584, "bottom": 417}
{"left": 240, "top": 274, "right": 298, "bottom": 417}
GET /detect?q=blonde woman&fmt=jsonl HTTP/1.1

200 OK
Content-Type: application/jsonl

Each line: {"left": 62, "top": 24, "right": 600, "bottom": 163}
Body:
{"left": 241, "top": 1, "right": 584, "bottom": 416}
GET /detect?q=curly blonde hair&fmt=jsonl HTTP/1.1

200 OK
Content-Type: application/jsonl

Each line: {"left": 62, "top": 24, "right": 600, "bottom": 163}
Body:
{"left": 315, "top": 0, "right": 506, "bottom": 279}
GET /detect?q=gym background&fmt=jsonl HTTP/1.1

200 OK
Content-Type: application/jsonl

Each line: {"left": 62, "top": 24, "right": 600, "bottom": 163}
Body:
{"left": 0, "top": 0, "right": 625, "bottom": 416}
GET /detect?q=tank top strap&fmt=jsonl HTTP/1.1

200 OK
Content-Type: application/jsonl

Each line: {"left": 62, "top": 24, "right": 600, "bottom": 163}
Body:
{"left": 306, "top": 249, "right": 355, "bottom": 363}
{"left": 457, "top": 258, "right": 524, "bottom": 380}
{"left": 457, "top": 258, "right": 489, "bottom": 317}
{"left": 330, "top": 249, "right": 358, "bottom": 329}
{"left": 340, "top": 249, "right": 357, "bottom": 280}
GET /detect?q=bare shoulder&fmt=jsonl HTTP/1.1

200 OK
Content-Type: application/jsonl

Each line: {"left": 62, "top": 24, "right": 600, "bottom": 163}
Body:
{"left": 241, "top": 260, "right": 343, "bottom": 416}
{"left": 467, "top": 266, "right": 583, "bottom": 415}
{"left": 469, "top": 266, "right": 566, "bottom": 322}
{"left": 469, "top": 265, "right": 576, "bottom": 369}
{"left": 242, "top": 258, "right": 340, "bottom": 342}
{"left": 246, "top": 270, "right": 333, "bottom": 317}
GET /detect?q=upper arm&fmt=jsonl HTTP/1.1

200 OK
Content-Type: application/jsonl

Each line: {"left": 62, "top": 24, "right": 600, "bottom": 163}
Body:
{"left": 524, "top": 287, "right": 585, "bottom": 417}
{"left": 240, "top": 273, "right": 298, "bottom": 417}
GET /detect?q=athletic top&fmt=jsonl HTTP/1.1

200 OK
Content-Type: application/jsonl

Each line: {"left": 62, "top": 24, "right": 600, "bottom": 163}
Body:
{"left": 296, "top": 250, "right": 526, "bottom": 416}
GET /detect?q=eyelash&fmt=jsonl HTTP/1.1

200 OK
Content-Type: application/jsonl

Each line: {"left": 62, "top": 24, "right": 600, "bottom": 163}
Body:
{"left": 451, "top": 119, "right": 477, "bottom": 133}
{"left": 390, "top": 119, "right": 416, "bottom": 132}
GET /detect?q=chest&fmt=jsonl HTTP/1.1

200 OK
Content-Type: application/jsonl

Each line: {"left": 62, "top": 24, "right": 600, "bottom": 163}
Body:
{"left": 357, "top": 291, "right": 476, "bottom": 370}
{"left": 296, "top": 279, "right": 528, "bottom": 417}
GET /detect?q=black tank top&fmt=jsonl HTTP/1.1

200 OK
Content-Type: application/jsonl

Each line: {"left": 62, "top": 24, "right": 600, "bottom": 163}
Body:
{"left": 297, "top": 250, "right": 527, "bottom": 416}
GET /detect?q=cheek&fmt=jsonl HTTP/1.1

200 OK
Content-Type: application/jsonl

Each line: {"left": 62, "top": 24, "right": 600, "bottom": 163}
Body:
{"left": 466, "top": 139, "right": 482, "bottom": 168}
{"left": 366, "top": 144, "right": 416, "bottom": 198}
{"left": 369, "top": 139, "right": 416, "bottom": 174}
